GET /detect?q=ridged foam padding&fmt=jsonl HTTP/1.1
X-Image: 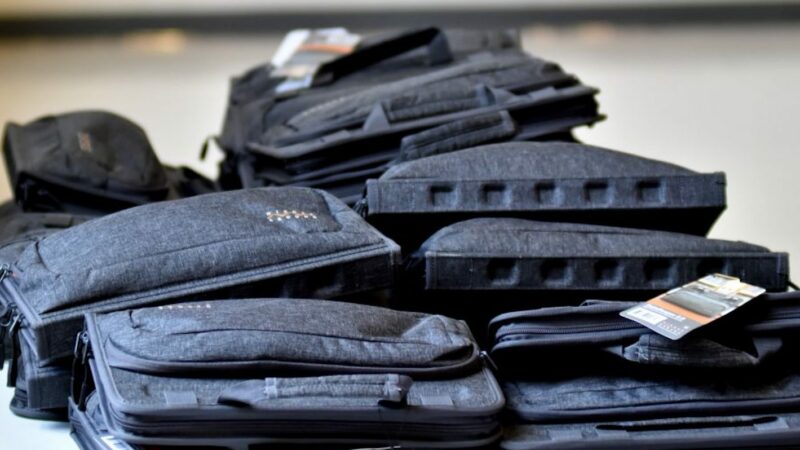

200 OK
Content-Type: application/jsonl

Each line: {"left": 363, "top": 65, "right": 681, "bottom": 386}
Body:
{"left": 368, "top": 175, "right": 724, "bottom": 211}
{"left": 420, "top": 219, "right": 788, "bottom": 292}
{"left": 365, "top": 141, "right": 727, "bottom": 237}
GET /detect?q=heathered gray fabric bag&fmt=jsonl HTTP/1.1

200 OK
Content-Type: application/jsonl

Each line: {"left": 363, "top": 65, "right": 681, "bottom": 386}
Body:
{"left": 489, "top": 292, "right": 800, "bottom": 449}
{"left": 361, "top": 141, "right": 727, "bottom": 249}
{"left": 70, "top": 298, "right": 504, "bottom": 449}
{"left": 0, "top": 187, "right": 400, "bottom": 418}
{"left": 401, "top": 218, "right": 788, "bottom": 340}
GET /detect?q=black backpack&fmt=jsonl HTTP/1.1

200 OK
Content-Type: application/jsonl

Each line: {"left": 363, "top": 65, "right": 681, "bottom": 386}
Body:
{"left": 3, "top": 110, "right": 216, "bottom": 215}
{"left": 217, "top": 27, "right": 601, "bottom": 204}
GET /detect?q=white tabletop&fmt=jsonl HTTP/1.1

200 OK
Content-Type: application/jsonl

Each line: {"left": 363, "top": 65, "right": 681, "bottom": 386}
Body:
{"left": 0, "top": 366, "right": 73, "bottom": 449}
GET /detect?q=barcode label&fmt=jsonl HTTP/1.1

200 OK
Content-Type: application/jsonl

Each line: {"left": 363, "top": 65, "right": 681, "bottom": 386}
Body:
{"left": 627, "top": 307, "right": 667, "bottom": 325}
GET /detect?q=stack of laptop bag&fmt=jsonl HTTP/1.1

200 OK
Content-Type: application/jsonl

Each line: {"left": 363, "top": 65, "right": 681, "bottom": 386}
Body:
{"left": 358, "top": 140, "right": 727, "bottom": 249}
{"left": 401, "top": 218, "right": 788, "bottom": 343}
{"left": 0, "top": 25, "right": 793, "bottom": 450}
{"left": 0, "top": 187, "right": 400, "bottom": 420}
{"left": 217, "top": 27, "right": 602, "bottom": 204}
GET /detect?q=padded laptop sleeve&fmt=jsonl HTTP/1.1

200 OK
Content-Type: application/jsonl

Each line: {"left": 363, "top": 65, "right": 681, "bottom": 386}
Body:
{"left": 3, "top": 111, "right": 170, "bottom": 214}
{"left": 362, "top": 141, "right": 727, "bottom": 248}
{"left": 71, "top": 298, "right": 504, "bottom": 449}
{"left": 489, "top": 291, "right": 800, "bottom": 449}
{"left": 0, "top": 187, "right": 400, "bottom": 418}
{"left": 412, "top": 219, "right": 787, "bottom": 294}
{"left": 401, "top": 218, "right": 788, "bottom": 340}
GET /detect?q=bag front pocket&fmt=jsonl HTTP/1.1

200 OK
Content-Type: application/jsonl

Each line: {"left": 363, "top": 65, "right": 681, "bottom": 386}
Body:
{"left": 506, "top": 368, "right": 800, "bottom": 422}
{"left": 607, "top": 333, "right": 784, "bottom": 369}
{"left": 98, "top": 298, "right": 479, "bottom": 378}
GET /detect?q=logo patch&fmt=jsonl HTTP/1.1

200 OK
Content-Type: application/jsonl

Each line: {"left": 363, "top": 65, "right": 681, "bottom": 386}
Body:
{"left": 266, "top": 210, "right": 318, "bottom": 222}
{"left": 158, "top": 303, "right": 212, "bottom": 311}
{"left": 77, "top": 131, "right": 93, "bottom": 153}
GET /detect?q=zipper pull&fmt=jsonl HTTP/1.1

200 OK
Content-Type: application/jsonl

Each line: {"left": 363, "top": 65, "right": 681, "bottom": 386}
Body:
{"left": 0, "top": 305, "right": 13, "bottom": 368}
{"left": 74, "top": 331, "right": 91, "bottom": 365}
{"left": 5, "top": 312, "right": 21, "bottom": 388}
{"left": 71, "top": 330, "right": 93, "bottom": 411}
{"left": 353, "top": 197, "right": 369, "bottom": 218}
{"left": 480, "top": 350, "right": 500, "bottom": 375}
{"left": 0, "top": 263, "right": 10, "bottom": 283}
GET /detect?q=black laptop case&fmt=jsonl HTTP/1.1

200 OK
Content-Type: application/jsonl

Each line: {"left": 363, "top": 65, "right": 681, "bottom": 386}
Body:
{"left": 489, "top": 291, "right": 800, "bottom": 449}
{"left": 70, "top": 298, "right": 504, "bottom": 449}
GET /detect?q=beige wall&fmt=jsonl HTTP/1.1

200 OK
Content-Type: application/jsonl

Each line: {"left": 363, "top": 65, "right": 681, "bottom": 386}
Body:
{"left": 0, "top": 0, "right": 795, "bottom": 17}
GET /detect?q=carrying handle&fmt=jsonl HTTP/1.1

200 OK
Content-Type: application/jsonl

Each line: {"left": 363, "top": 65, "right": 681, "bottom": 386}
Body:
{"left": 312, "top": 27, "right": 452, "bottom": 86}
{"left": 396, "top": 110, "right": 517, "bottom": 163}
{"left": 217, "top": 374, "right": 413, "bottom": 408}
{"left": 604, "top": 333, "right": 783, "bottom": 369}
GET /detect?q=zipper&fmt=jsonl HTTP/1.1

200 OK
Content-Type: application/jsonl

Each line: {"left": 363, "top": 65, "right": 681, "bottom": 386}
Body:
{"left": 0, "top": 265, "right": 22, "bottom": 373}
{"left": 72, "top": 330, "right": 93, "bottom": 411}
{"left": 106, "top": 405, "right": 496, "bottom": 439}
{"left": 494, "top": 296, "right": 800, "bottom": 347}
{"left": 479, "top": 351, "right": 499, "bottom": 374}
{"left": 353, "top": 197, "right": 369, "bottom": 217}
{"left": 5, "top": 312, "right": 21, "bottom": 387}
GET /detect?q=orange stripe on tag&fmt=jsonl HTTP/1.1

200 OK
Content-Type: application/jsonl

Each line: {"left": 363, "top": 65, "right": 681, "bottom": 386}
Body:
{"left": 649, "top": 297, "right": 714, "bottom": 325}
{"left": 298, "top": 43, "right": 355, "bottom": 54}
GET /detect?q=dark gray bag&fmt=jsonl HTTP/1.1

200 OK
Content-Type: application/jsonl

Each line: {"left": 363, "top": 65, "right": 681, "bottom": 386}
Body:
{"left": 361, "top": 141, "right": 726, "bottom": 249}
{"left": 3, "top": 110, "right": 218, "bottom": 215}
{"left": 71, "top": 298, "right": 504, "bottom": 449}
{"left": 489, "top": 291, "right": 800, "bottom": 449}
{"left": 403, "top": 218, "right": 788, "bottom": 339}
{"left": 0, "top": 187, "right": 400, "bottom": 419}
{"left": 3, "top": 111, "right": 169, "bottom": 214}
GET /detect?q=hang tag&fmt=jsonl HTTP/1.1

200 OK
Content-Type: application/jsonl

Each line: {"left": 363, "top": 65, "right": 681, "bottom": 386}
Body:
{"left": 271, "top": 28, "right": 361, "bottom": 94}
{"left": 621, "top": 274, "right": 766, "bottom": 340}
{"left": 100, "top": 435, "right": 134, "bottom": 450}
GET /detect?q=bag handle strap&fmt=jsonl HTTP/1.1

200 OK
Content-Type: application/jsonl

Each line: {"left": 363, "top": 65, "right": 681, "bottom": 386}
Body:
{"left": 312, "top": 27, "right": 452, "bottom": 86}
{"left": 217, "top": 374, "right": 413, "bottom": 408}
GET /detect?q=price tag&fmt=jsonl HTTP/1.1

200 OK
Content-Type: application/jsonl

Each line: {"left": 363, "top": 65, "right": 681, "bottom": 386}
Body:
{"left": 271, "top": 28, "right": 361, "bottom": 94}
{"left": 621, "top": 274, "right": 766, "bottom": 340}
